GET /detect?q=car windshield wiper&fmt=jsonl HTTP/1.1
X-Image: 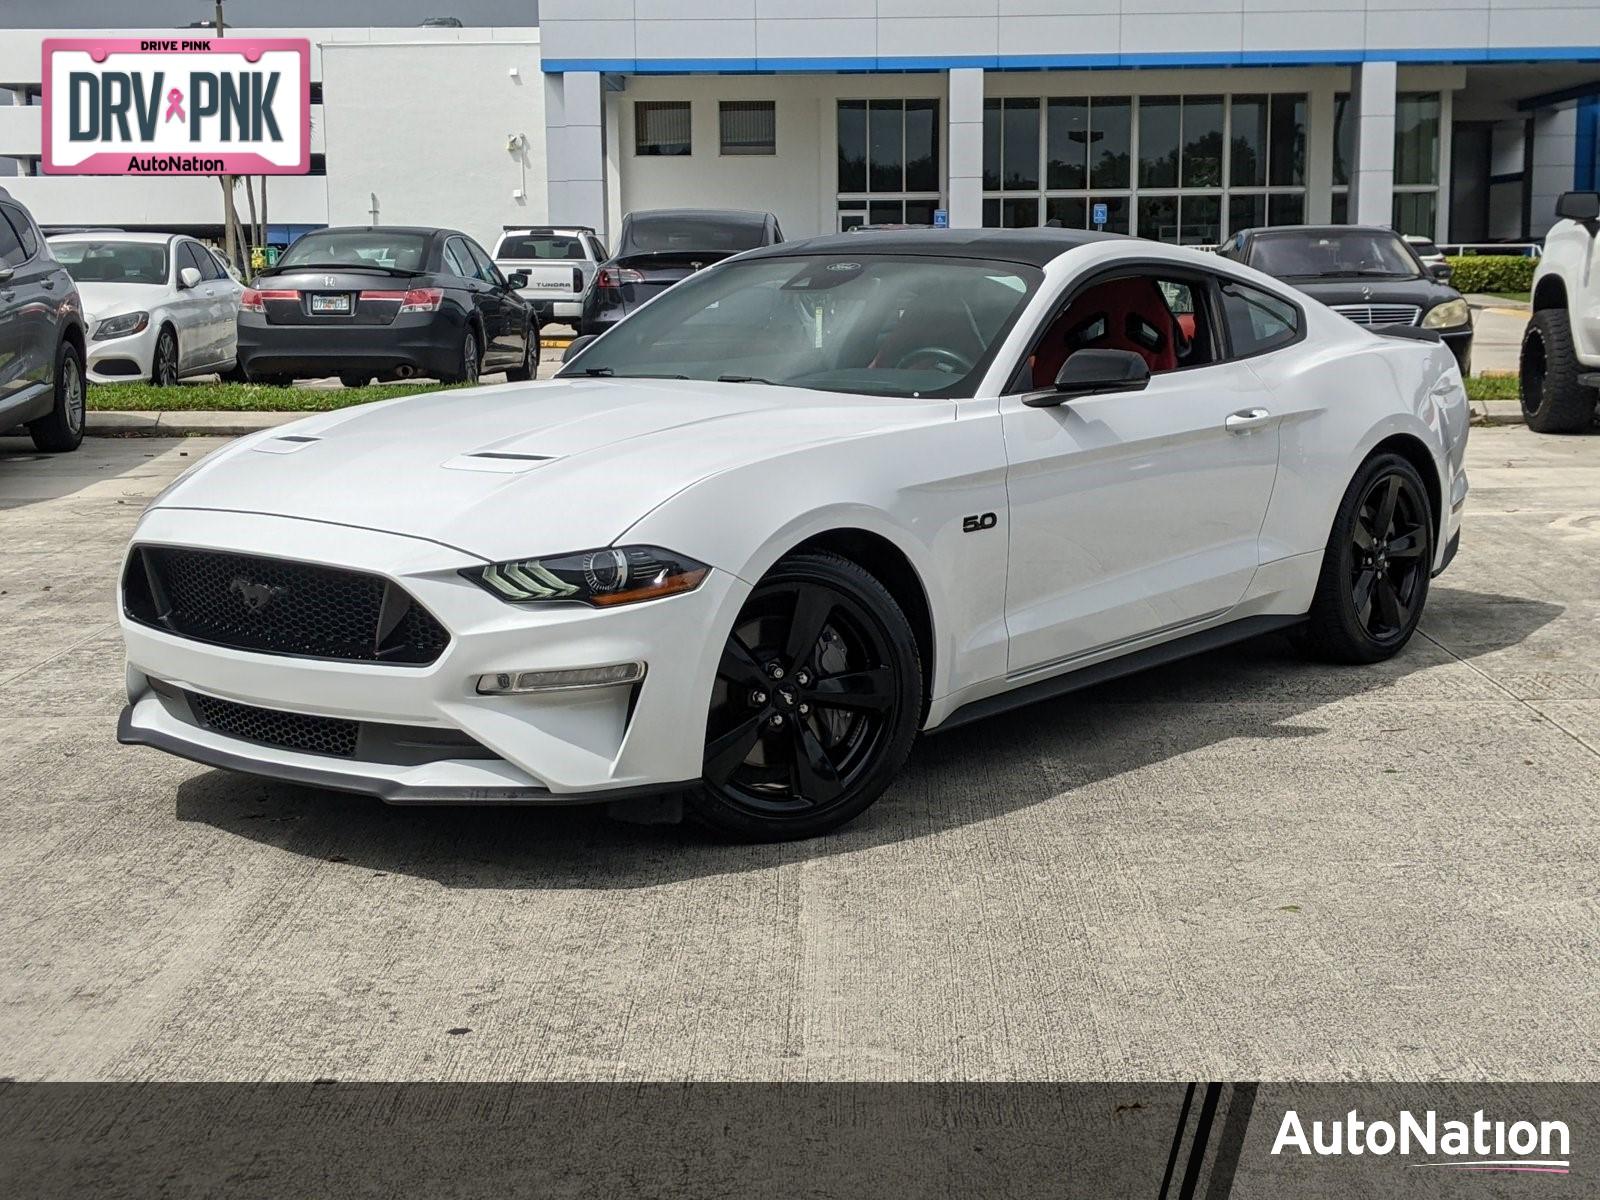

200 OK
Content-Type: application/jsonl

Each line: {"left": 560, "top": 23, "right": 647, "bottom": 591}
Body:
{"left": 717, "top": 374, "right": 777, "bottom": 385}
{"left": 580, "top": 368, "right": 690, "bottom": 379}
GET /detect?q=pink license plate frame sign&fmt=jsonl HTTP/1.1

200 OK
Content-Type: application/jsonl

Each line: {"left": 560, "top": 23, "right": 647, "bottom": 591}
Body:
{"left": 41, "top": 37, "right": 311, "bottom": 175}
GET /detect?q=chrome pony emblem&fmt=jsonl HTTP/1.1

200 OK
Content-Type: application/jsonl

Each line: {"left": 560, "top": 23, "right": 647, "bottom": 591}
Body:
{"left": 230, "top": 577, "right": 288, "bottom": 614}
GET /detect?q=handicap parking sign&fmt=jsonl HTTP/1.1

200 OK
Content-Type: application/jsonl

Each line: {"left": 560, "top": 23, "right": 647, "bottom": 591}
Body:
{"left": 1092, "top": 202, "right": 1108, "bottom": 228}
{"left": 933, "top": 209, "right": 949, "bottom": 228}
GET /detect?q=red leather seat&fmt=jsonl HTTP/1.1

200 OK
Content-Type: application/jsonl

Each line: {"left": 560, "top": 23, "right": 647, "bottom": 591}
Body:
{"left": 1031, "top": 277, "right": 1179, "bottom": 387}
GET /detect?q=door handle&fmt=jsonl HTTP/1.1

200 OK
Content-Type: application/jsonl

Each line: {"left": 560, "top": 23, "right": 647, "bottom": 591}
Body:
{"left": 1225, "top": 407, "right": 1273, "bottom": 433}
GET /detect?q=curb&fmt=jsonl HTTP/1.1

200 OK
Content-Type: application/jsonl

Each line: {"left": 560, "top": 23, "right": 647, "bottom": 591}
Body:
{"left": 86, "top": 411, "right": 303, "bottom": 437}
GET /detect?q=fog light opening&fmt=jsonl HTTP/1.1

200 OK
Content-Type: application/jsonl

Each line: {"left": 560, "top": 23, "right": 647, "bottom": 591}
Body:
{"left": 475, "top": 662, "right": 646, "bottom": 695}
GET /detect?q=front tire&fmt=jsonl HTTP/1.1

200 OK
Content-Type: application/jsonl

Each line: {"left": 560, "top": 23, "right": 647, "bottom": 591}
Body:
{"left": 687, "top": 552, "right": 923, "bottom": 841}
{"left": 29, "top": 338, "right": 86, "bottom": 453}
{"left": 1520, "top": 309, "right": 1597, "bottom": 434}
{"left": 1297, "top": 453, "right": 1433, "bottom": 664}
{"left": 149, "top": 327, "right": 179, "bottom": 387}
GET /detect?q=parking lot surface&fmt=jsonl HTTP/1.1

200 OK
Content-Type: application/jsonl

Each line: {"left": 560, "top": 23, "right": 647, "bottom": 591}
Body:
{"left": 0, "top": 427, "right": 1595, "bottom": 1082}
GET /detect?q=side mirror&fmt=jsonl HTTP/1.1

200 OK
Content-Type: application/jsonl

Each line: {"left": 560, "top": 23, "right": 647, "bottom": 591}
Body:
{"left": 178, "top": 266, "right": 202, "bottom": 289}
{"left": 1025, "top": 348, "right": 1151, "bottom": 407}
{"left": 506, "top": 270, "right": 528, "bottom": 290}
{"left": 1555, "top": 191, "right": 1600, "bottom": 222}
{"left": 1428, "top": 262, "right": 1453, "bottom": 282}
{"left": 562, "top": 333, "right": 599, "bottom": 363}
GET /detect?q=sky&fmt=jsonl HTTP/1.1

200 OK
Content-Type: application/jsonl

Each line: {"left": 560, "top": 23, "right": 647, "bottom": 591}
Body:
{"left": 1, "top": 0, "right": 537, "bottom": 28}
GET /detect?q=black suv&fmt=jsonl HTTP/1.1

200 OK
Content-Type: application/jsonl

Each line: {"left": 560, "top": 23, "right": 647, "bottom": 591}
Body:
{"left": 0, "top": 188, "right": 88, "bottom": 451}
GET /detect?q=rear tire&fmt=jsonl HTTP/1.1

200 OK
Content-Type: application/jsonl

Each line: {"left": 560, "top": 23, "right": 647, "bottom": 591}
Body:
{"left": 28, "top": 338, "right": 86, "bottom": 453}
{"left": 339, "top": 373, "right": 370, "bottom": 389}
{"left": 686, "top": 552, "right": 922, "bottom": 842}
{"left": 1520, "top": 309, "right": 1597, "bottom": 434}
{"left": 446, "top": 328, "right": 480, "bottom": 385}
{"left": 1297, "top": 453, "right": 1433, "bottom": 664}
{"left": 505, "top": 322, "right": 538, "bottom": 381}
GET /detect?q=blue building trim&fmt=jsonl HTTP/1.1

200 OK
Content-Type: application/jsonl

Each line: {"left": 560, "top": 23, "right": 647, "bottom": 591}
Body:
{"left": 543, "top": 45, "right": 1600, "bottom": 75}
{"left": 1578, "top": 97, "right": 1600, "bottom": 192}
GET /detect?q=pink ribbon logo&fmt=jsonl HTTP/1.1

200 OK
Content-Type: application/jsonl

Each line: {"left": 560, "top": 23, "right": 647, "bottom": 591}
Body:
{"left": 164, "top": 88, "right": 185, "bottom": 123}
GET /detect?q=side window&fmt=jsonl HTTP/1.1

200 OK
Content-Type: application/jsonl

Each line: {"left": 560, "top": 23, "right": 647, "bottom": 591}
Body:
{"left": 178, "top": 242, "right": 209, "bottom": 280}
{"left": 465, "top": 240, "right": 505, "bottom": 286}
{"left": 1021, "top": 271, "right": 1220, "bottom": 390}
{"left": 0, "top": 207, "right": 31, "bottom": 266}
{"left": 442, "top": 237, "right": 474, "bottom": 280}
{"left": 2, "top": 205, "right": 37, "bottom": 259}
{"left": 205, "top": 247, "right": 233, "bottom": 280}
{"left": 1219, "top": 281, "right": 1299, "bottom": 357}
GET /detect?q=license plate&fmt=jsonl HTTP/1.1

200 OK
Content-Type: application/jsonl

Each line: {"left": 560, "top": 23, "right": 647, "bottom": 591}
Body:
{"left": 310, "top": 293, "right": 351, "bottom": 314}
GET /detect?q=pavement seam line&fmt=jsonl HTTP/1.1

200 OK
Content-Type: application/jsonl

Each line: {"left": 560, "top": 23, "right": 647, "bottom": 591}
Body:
{"left": 0, "top": 623, "right": 115, "bottom": 688}
{"left": 1416, "top": 628, "right": 1600, "bottom": 761}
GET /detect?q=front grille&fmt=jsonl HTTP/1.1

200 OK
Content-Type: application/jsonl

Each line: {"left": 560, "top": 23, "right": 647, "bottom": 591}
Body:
{"left": 123, "top": 547, "right": 449, "bottom": 665}
{"left": 1330, "top": 303, "right": 1421, "bottom": 327}
{"left": 188, "top": 691, "right": 359, "bottom": 758}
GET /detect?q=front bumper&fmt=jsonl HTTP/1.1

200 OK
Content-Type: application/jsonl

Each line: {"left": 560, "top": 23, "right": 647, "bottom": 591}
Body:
{"left": 236, "top": 310, "right": 468, "bottom": 381}
{"left": 85, "top": 323, "right": 158, "bottom": 383}
{"left": 117, "top": 508, "right": 749, "bottom": 803}
{"left": 1438, "top": 327, "right": 1473, "bottom": 375}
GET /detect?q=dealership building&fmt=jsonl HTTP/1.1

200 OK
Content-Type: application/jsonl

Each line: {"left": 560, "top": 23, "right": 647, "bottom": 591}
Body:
{"left": 3, "top": 2, "right": 1598, "bottom": 249}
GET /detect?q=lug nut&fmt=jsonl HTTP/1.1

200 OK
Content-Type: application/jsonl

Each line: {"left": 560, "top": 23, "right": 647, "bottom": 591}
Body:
{"left": 795, "top": 669, "right": 811, "bottom": 686}
{"left": 767, "top": 663, "right": 786, "bottom": 680}
{"left": 798, "top": 703, "right": 811, "bottom": 715}
{"left": 768, "top": 713, "right": 786, "bottom": 728}
{"left": 750, "top": 690, "right": 768, "bottom": 706}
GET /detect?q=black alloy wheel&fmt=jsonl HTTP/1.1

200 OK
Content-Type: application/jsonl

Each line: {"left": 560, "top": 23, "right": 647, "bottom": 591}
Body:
{"left": 453, "top": 330, "right": 480, "bottom": 384}
{"left": 151, "top": 328, "right": 179, "bottom": 387}
{"left": 506, "top": 322, "right": 538, "bottom": 381}
{"left": 689, "top": 553, "right": 921, "bottom": 841}
{"left": 1298, "top": 453, "right": 1433, "bottom": 663}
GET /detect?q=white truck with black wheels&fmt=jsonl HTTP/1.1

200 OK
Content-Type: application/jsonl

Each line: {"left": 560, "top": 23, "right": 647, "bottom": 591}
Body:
{"left": 1522, "top": 190, "right": 1600, "bottom": 433}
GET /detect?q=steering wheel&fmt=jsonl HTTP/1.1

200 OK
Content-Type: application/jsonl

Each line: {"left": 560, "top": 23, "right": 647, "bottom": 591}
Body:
{"left": 893, "top": 346, "right": 976, "bottom": 375}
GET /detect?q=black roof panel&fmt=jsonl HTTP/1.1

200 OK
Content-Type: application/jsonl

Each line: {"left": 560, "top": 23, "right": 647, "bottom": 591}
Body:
{"left": 742, "top": 226, "right": 1125, "bottom": 267}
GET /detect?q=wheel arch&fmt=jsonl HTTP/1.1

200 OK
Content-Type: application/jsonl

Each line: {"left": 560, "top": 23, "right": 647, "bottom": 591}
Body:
{"left": 785, "top": 526, "right": 936, "bottom": 722}
{"left": 1532, "top": 274, "right": 1567, "bottom": 312}
{"left": 1365, "top": 432, "right": 1444, "bottom": 547}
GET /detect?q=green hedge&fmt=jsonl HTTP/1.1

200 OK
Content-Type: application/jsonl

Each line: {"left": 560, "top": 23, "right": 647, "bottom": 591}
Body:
{"left": 1445, "top": 255, "right": 1535, "bottom": 294}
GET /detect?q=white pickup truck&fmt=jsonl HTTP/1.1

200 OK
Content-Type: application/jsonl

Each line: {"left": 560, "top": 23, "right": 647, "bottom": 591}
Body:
{"left": 1522, "top": 191, "right": 1600, "bottom": 433}
{"left": 491, "top": 226, "right": 606, "bottom": 329}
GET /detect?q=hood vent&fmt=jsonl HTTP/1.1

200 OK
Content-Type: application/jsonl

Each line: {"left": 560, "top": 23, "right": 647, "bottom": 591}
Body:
{"left": 252, "top": 434, "right": 323, "bottom": 456}
{"left": 440, "top": 448, "right": 561, "bottom": 475}
{"left": 466, "top": 451, "right": 552, "bottom": 462}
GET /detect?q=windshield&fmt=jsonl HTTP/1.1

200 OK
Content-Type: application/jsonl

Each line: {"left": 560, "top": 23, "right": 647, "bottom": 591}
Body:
{"left": 558, "top": 253, "right": 1042, "bottom": 398}
{"left": 498, "top": 234, "right": 586, "bottom": 260}
{"left": 52, "top": 240, "right": 168, "bottom": 284}
{"left": 1248, "top": 231, "right": 1421, "bottom": 279}
{"left": 618, "top": 215, "right": 767, "bottom": 257}
{"left": 277, "top": 231, "right": 430, "bottom": 271}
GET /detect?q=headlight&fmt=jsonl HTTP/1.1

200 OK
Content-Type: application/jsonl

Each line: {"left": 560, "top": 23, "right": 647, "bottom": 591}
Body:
{"left": 1422, "top": 299, "right": 1470, "bottom": 329}
{"left": 93, "top": 310, "right": 150, "bottom": 341}
{"left": 462, "top": 545, "right": 709, "bottom": 607}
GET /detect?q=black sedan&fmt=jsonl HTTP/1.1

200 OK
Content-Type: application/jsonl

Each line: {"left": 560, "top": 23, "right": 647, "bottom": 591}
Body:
{"left": 1218, "top": 225, "right": 1473, "bottom": 374}
{"left": 238, "top": 226, "right": 539, "bottom": 387}
{"left": 578, "top": 209, "right": 782, "bottom": 337}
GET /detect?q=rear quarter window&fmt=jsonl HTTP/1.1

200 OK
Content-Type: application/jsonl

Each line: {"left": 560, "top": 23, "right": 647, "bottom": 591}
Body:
{"left": 1219, "top": 280, "right": 1299, "bottom": 357}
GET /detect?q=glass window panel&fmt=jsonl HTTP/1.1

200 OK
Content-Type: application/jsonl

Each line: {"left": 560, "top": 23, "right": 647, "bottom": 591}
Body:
{"left": 1394, "top": 93, "right": 1440, "bottom": 186}
{"left": 1180, "top": 194, "right": 1221, "bottom": 245}
{"left": 1230, "top": 94, "right": 1267, "bottom": 188}
{"left": 1332, "top": 93, "right": 1351, "bottom": 187}
{"left": 1089, "top": 194, "right": 1130, "bottom": 234}
{"left": 1046, "top": 98, "right": 1088, "bottom": 190}
{"left": 720, "top": 100, "right": 775, "bottom": 156}
{"left": 837, "top": 100, "right": 866, "bottom": 192}
{"left": 905, "top": 99, "right": 940, "bottom": 192}
{"left": 1181, "top": 95, "right": 1224, "bottom": 188}
{"left": 635, "top": 101, "right": 691, "bottom": 156}
{"left": 1139, "top": 96, "right": 1181, "bottom": 188}
{"left": 1138, "top": 194, "right": 1179, "bottom": 242}
{"left": 982, "top": 98, "right": 1002, "bottom": 191}
{"left": 1392, "top": 191, "right": 1437, "bottom": 236}
{"left": 1002, "top": 98, "right": 1040, "bottom": 191}
{"left": 1002, "top": 197, "right": 1039, "bottom": 228}
{"left": 1046, "top": 196, "right": 1086, "bottom": 228}
{"left": 869, "top": 199, "right": 904, "bottom": 224}
{"left": 1331, "top": 190, "right": 1348, "bottom": 224}
{"left": 1090, "top": 97, "right": 1131, "bottom": 189}
{"left": 1228, "top": 193, "right": 1266, "bottom": 236}
{"left": 838, "top": 208, "right": 866, "bottom": 232}
{"left": 1268, "top": 93, "right": 1307, "bottom": 186}
{"left": 868, "top": 100, "right": 904, "bottom": 192}
{"left": 1267, "top": 192, "right": 1305, "bottom": 226}
{"left": 904, "top": 198, "right": 937, "bottom": 226}
{"left": 983, "top": 197, "right": 1001, "bottom": 227}
{"left": 1220, "top": 281, "right": 1299, "bottom": 356}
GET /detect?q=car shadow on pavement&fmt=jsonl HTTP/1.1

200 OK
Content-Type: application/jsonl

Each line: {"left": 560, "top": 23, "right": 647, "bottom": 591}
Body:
{"left": 172, "top": 586, "right": 1561, "bottom": 889}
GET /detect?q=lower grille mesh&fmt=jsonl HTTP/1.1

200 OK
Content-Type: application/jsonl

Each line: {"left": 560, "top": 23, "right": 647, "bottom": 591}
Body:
{"left": 188, "top": 691, "right": 359, "bottom": 758}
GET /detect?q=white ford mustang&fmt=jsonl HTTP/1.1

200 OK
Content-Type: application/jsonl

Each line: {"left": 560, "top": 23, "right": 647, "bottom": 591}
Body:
{"left": 118, "top": 230, "right": 1469, "bottom": 840}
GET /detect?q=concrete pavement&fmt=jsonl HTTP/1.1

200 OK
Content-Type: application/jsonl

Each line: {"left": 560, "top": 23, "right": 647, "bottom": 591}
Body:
{"left": 1465, "top": 293, "right": 1528, "bottom": 377}
{"left": 0, "top": 428, "right": 1596, "bottom": 1082}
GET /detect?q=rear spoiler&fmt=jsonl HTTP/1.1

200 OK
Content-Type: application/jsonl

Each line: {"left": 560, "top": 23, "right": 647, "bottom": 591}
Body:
{"left": 1371, "top": 324, "right": 1442, "bottom": 344}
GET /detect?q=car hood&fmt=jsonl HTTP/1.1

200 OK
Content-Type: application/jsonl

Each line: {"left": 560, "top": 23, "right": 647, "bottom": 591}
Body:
{"left": 1284, "top": 277, "right": 1460, "bottom": 311}
{"left": 75, "top": 281, "right": 170, "bottom": 320}
{"left": 153, "top": 377, "right": 951, "bottom": 563}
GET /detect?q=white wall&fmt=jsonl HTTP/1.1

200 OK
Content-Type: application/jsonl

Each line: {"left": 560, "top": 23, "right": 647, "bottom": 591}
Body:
{"left": 322, "top": 39, "right": 545, "bottom": 248}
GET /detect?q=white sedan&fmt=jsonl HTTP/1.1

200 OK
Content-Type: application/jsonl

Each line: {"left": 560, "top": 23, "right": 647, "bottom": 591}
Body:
{"left": 117, "top": 230, "right": 1469, "bottom": 841}
{"left": 49, "top": 232, "right": 243, "bottom": 385}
